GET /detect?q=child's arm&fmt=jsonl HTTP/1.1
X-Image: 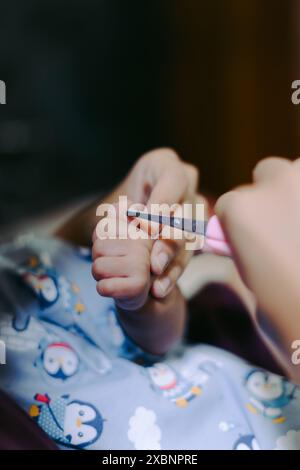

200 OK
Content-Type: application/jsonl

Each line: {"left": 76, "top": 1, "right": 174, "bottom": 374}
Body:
{"left": 215, "top": 157, "right": 300, "bottom": 384}
{"left": 91, "top": 207, "right": 186, "bottom": 356}
{"left": 117, "top": 287, "right": 186, "bottom": 356}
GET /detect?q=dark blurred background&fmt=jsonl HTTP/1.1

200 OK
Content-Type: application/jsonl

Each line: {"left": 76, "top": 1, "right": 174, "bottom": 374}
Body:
{"left": 1, "top": 0, "right": 300, "bottom": 228}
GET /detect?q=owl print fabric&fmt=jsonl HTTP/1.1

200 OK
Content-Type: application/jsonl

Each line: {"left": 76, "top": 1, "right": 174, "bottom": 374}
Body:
{"left": 0, "top": 235, "right": 300, "bottom": 450}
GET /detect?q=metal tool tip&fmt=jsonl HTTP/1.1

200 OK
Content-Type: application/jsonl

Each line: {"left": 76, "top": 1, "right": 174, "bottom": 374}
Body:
{"left": 127, "top": 209, "right": 140, "bottom": 217}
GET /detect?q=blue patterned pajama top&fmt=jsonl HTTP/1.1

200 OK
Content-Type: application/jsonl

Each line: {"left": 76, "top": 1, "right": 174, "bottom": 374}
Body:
{"left": 0, "top": 235, "right": 300, "bottom": 450}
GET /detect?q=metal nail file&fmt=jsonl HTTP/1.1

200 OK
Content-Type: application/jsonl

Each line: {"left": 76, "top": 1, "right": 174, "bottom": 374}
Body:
{"left": 126, "top": 209, "right": 232, "bottom": 257}
{"left": 127, "top": 209, "right": 208, "bottom": 236}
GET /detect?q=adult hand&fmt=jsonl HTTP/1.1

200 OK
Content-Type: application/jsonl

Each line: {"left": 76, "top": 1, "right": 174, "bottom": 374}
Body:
{"left": 215, "top": 157, "right": 300, "bottom": 381}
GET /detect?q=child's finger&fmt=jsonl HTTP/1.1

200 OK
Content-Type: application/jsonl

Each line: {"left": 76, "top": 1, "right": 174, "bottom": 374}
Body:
{"left": 126, "top": 201, "right": 160, "bottom": 241}
{"left": 150, "top": 201, "right": 191, "bottom": 276}
{"left": 151, "top": 266, "right": 181, "bottom": 299}
{"left": 128, "top": 213, "right": 160, "bottom": 238}
{"left": 151, "top": 250, "right": 190, "bottom": 298}
{"left": 143, "top": 149, "right": 188, "bottom": 207}
{"left": 92, "top": 256, "right": 133, "bottom": 280}
{"left": 183, "top": 162, "right": 199, "bottom": 203}
{"left": 96, "top": 217, "right": 127, "bottom": 240}
{"left": 92, "top": 239, "right": 130, "bottom": 259}
{"left": 96, "top": 277, "right": 147, "bottom": 302}
{"left": 150, "top": 238, "right": 182, "bottom": 276}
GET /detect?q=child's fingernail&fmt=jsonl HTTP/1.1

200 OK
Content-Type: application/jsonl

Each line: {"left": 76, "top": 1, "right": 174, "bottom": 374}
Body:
{"left": 156, "top": 277, "right": 171, "bottom": 296}
{"left": 157, "top": 252, "right": 169, "bottom": 272}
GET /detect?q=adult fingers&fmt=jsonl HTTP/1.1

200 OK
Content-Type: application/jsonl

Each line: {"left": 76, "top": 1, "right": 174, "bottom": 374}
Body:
{"left": 252, "top": 157, "right": 292, "bottom": 184}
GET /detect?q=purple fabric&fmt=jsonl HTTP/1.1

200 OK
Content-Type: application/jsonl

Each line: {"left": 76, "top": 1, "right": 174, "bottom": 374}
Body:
{"left": 0, "top": 389, "right": 57, "bottom": 450}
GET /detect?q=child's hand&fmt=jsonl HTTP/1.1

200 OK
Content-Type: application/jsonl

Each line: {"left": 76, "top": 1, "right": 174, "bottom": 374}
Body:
{"left": 92, "top": 206, "right": 153, "bottom": 311}
{"left": 91, "top": 203, "right": 187, "bottom": 355}
{"left": 115, "top": 149, "right": 200, "bottom": 298}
